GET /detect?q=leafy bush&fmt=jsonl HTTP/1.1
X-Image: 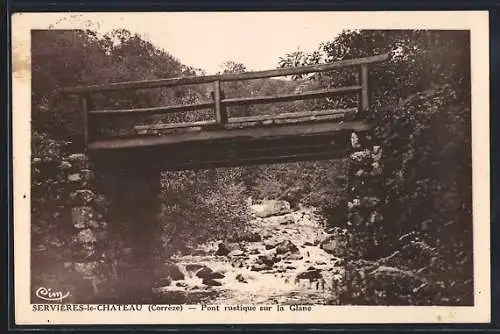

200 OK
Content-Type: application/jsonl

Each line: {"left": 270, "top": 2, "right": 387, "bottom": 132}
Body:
{"left": 375, "top": 85, "right": 472, "bottom": 305}
{"left": 160, "top": 168, "right": 250, "bottom": 255}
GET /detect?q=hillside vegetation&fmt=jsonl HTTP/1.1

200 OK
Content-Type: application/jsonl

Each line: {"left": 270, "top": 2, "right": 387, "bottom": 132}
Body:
{"left": 31, "top": 29, "right": 472, "bottom": 305}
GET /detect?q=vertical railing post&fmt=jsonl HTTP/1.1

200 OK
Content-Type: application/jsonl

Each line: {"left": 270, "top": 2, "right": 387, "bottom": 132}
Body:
{"left": 359, "top": 64, "right": 370, "bottom": 116}
{"left": 213, "top": 80, "right": 227, "bottom": 125}
{"left": 80, "top": 94, "right": 89, "bottom": 152}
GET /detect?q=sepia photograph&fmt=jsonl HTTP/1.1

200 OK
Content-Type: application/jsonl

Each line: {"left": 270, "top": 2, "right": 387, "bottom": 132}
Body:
{"left": 12, "top": 11, "right": 490, "bottom": 324}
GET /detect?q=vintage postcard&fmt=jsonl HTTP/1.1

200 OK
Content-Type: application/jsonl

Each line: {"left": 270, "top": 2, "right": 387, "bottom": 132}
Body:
{"left": 12, "top": 11, "right": 490, "bottom": 325}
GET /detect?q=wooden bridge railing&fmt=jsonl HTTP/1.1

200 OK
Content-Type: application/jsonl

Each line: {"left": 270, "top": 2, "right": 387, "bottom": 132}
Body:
{"left": 61, "top": 53, "right": 390, "bottom": 150}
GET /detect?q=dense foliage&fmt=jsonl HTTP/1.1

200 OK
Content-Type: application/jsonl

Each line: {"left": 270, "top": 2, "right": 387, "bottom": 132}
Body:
{"left": 278, "top": 30, "right": 472, "bottom": 305}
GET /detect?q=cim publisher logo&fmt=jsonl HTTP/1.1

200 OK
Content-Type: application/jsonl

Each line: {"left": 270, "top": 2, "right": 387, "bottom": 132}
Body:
{"left": 34, "top": 286, "right": 71, "bottom": 303}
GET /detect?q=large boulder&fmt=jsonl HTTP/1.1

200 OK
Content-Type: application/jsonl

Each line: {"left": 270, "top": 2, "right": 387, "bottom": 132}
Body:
{"left": 250, "top": 199, "right": 292, "bottom": 218}
{"left": 196, "top": 267, "right": 215, "bottom": 279}
{"left": 196, "top": 266, "right": 225, "bottom": 280}
{"left": 210, "top": 272, "right": 225, "bottom": 279}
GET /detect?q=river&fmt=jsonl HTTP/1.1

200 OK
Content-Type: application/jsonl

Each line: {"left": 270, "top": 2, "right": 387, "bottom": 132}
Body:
{"left": 152, "top": 202, "right": 345, "bottom": 305}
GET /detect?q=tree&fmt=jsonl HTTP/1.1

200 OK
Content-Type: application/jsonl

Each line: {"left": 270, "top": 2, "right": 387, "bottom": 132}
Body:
{"left": 218, "top": 61, "right": 251, "bottom": 117}
{"left": 219, "top": 60, "right": 247, "bottom": 74}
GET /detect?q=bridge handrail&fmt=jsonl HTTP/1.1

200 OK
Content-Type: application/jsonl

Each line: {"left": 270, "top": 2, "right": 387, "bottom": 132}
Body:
{"left": 61, "top": 53, "right": 389, "bottom": 94}
{"left": 60, "top": 53, "right": 390, "bottom": 149}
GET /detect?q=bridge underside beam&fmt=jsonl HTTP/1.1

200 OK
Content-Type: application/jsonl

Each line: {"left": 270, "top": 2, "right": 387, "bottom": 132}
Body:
{"left": 89, "top": 130, "right": 356, "bottom": 171}
{"left": 88, "top": 119, "right": 372, "bottom": 150}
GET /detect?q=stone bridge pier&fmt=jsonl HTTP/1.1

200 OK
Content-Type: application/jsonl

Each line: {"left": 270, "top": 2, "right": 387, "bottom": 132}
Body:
{"left": 93, "top": 160, "right": 164, "bottom": 303}
{"left": 64, "top": 152, "right": 164, "bottom": 303}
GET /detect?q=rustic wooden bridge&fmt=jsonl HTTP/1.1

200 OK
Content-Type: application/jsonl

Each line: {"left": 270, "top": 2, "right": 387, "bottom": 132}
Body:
{"left": 62, "top": 53, "right": 389, "bottom": 170}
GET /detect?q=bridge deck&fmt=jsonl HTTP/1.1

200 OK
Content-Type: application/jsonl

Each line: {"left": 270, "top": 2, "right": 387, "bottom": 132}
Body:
{"left": 88, "top": 117, "right": 370, "bottom": 150}
{"left": 88, "top": 116, "right": 371, "bottom": 170}
{"left": 89, "top": 128, "right": 360, "bottom": 171}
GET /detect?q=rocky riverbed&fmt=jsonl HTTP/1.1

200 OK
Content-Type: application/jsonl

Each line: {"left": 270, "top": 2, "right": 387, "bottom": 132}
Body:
{"left": 152, "top": 200, "right": 348, "bottom": 304}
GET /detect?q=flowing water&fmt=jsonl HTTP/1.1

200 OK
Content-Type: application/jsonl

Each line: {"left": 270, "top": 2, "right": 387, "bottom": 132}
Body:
{"left": 153, "top": 205, "right": 344, "bottom": 305}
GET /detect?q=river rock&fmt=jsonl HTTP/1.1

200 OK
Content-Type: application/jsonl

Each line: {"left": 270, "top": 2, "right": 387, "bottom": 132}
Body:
{"left": 249, "top": 248, "right": 260, "bottom": 255}
{"left": 211, "top": 272, "right": 225, "bottom": 279}
{"left": 251, "top": 263, "right": 270, "bottom": 271}
{"left": 215, "top": 242, "right": 231, "bottom": 256}
{"left": 166, "top": 262, "right": 185, "bottom": 280}
{"left": 196, "top": 267, "right": 215, "bottom": 279}
{"left": 250, "top": 254, "right": 276, "bottom": 271}
{"left": 235, "top": 273, "right": 248, "bottom": 283}
{"left": 231, "top": 258, "right": 247, "bottom": 268}
{"left": 275, "top": 240, "right": 299, "bottom": 255}
{"left": 195, "top": 267, "right": 225, "bottom": 280}
{"left": 250, "top": 199, "right": 292, "bottom": 218}
{"left": 258, "top": 254, "right": 276, "bottom": 267}
{"left": 185, "top": 264, "right": 205, "bottom": 272}
{"left": 202, "top": 278, "right": 222, "bottom": 286}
